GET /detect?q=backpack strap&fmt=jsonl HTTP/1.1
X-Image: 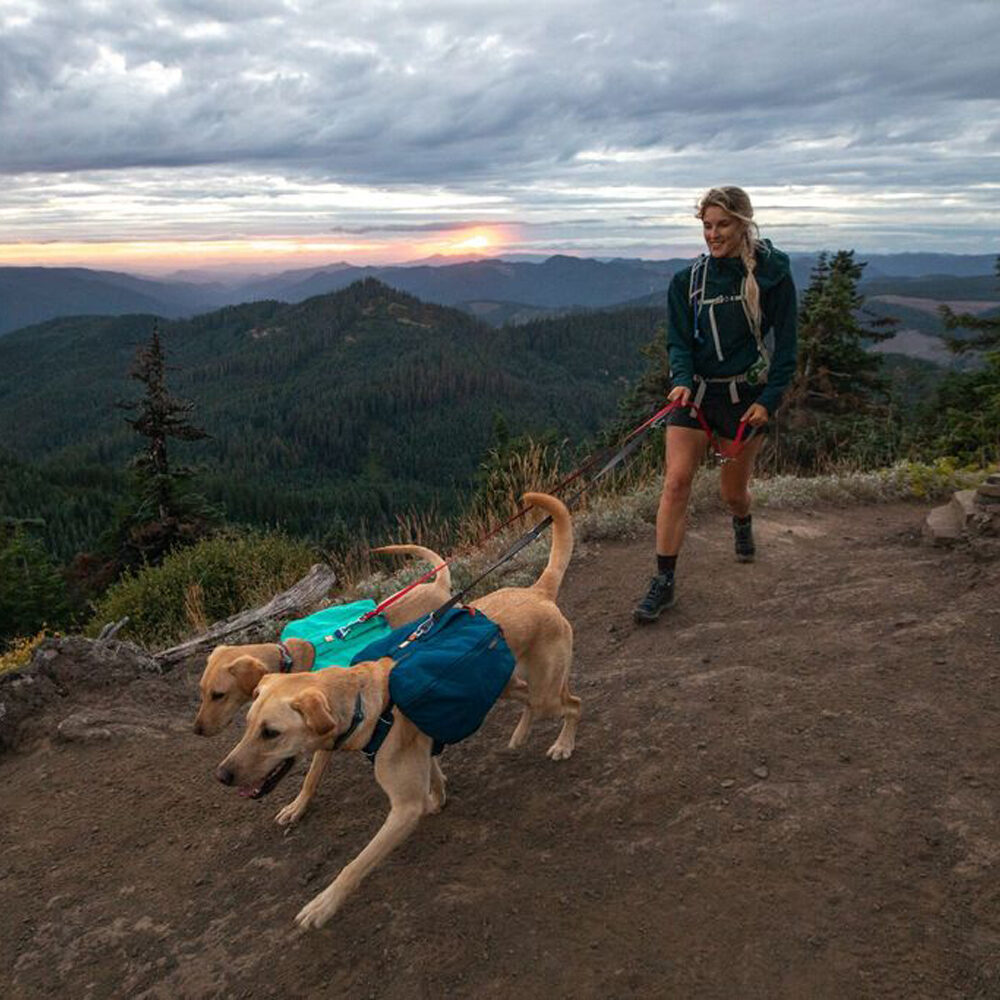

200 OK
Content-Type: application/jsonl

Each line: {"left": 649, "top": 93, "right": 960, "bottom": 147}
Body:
{"left": 688, "top": 254, "right": 770, "bottom": 379}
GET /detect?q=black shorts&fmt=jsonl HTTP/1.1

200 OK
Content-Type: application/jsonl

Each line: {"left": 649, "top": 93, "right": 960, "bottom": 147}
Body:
{"left": 667, "top": 381, "right": 766, "bottom": 441}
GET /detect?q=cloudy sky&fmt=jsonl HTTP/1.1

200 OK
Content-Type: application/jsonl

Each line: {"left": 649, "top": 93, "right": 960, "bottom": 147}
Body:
{"left": 1, "top": 0, "right": 998, "bottom": 274}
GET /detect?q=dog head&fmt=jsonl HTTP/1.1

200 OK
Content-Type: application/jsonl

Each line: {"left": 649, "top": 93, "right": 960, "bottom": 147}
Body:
{"left": 214, "top": 672, "right": 359, "bottom": 800}
{"left": 194, "top": 645, "right": 269, "bottom": 736}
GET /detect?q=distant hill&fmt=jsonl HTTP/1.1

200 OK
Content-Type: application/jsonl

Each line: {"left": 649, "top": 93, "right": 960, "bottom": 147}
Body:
{"left": 2, "top": 252, "right": 993, "bottom": 338}
{"left": 231, "top": 255, "right": 684, "bottom": 311}
{"left": 0, "top": 280, "right": 663, "bottom": 556}
{"left": 856, "top": 253, "right": 998, "bottom": 279}
{"left": 0, "top": 267, "right": 227, "bottom": 336}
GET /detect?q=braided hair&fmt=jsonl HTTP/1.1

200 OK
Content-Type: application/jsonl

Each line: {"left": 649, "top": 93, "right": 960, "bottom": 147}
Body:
{"left": 697, "top": 186, "right": 763, "bottom": 326}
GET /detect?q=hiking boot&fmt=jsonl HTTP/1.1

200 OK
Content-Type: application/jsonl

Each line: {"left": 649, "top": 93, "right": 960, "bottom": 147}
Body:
{"left": 734, "top": 516, "right": 756, "bottom": 563}
{"left": 633, "top": 573, "right": 675, "bottom": 623}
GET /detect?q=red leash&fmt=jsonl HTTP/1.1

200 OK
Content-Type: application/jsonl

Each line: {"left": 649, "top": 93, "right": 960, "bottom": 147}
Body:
{"left": 362, "top": 397, "right": 755, "bottom": 622}
{"left": 686, "top": 405, "right": 756, "bottom": 463}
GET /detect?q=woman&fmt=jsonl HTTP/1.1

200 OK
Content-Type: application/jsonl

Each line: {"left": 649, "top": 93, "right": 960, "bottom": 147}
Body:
{"left": 633, "top": 186, "right": 797, "bottom": 623}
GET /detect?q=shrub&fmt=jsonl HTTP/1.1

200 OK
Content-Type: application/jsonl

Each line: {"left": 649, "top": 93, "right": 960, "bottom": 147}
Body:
{"left": 0, "top": 630, "right": 53, "bottom": 676}
{"left": 87, "top": 530, "right": 317, "bottom": 649}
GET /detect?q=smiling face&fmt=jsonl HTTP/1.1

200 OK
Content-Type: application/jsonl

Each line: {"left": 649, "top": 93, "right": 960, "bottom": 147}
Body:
{"left": 701, "top": 205, "right": 745, "bottom": 259}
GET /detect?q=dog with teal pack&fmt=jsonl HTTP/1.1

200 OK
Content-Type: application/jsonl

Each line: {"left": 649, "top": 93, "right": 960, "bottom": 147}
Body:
{"left": 214, "top": 492, "right": 581, "bottom": 929}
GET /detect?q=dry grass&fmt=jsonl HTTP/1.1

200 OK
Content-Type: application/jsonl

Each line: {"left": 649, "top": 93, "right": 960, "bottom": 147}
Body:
{"left": 350, "top": 459, "right": 993, "bottom": 606}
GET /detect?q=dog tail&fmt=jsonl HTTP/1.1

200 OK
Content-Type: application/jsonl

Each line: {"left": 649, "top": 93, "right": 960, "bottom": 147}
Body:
{"left": 523, "top": 491, "right": 573, "bottom": 601}
{"left": 371, "top": 544, "right": 452, "bottom": 591}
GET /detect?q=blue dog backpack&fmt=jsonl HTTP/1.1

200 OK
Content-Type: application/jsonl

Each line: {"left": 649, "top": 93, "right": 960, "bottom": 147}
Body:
{"left": 351, "top": 606, "right": 516, "bottom": 748}
{"left": 281, "top": 599, "right": 393, "bottom": 671}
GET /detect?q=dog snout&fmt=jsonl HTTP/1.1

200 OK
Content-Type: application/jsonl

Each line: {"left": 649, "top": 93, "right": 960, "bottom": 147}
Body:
{"left": 216, "top": 765, "right": 235, "bottom": 785}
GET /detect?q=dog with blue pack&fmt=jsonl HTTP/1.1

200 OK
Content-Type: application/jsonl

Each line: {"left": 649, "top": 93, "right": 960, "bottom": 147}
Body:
{"left": 214, "top": 492, "right": 581, "bottom": 930}
{"left": 193, "top": 545, "right": 452, "bottom": 826}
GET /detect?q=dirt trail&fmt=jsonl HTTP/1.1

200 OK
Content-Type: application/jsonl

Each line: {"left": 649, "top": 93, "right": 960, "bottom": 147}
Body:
{"left": 2, "top": 502, "right": 999, "bottom": 1000}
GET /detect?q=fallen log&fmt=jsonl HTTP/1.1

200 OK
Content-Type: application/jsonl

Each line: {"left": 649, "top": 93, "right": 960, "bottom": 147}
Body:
{"left": 154, "top": 563, "right": 337, "bottom": 668}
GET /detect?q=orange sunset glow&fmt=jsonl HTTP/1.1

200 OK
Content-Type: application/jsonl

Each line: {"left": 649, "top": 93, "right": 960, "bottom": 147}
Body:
{"left": 0, "top": 226, "right": 510, "bottom": 273}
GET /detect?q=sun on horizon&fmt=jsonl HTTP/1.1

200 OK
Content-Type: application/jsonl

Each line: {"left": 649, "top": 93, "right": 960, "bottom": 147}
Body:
{"left": 0, "top": 225, "right": 514, "bottom": 275}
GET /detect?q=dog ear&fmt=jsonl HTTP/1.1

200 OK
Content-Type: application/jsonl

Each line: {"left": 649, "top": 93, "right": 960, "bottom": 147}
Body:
{"left": 290, "top": 689, "right": 338, "bottom": 736}
{"left": 228, "top": 656, "right": 267, "bottom": 697}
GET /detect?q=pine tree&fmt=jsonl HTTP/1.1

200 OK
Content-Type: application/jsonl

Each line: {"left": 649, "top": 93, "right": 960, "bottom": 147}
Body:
{"left": 790, "top": 250, "right": 895, "bottom": 414}
{"left": 108, "top": 325, "right": 219, "bottom": 569}
{"left": 772, "top": 250, "right": 900, "bottom": 471}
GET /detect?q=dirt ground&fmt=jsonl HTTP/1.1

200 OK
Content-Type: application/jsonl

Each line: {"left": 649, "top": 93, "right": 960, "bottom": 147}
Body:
{"left": 2, "top": 501, "right": 999, "bottom": 999}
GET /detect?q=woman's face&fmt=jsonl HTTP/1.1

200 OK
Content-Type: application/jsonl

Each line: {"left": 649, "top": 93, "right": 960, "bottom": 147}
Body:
{"left": 702, "top": 205, "right": 743, "bottom": 258}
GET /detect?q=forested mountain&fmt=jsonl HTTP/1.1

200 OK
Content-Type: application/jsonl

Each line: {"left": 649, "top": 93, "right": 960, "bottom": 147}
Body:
{"left": 0, "top": 279, "right": 662, "bottom": 557}
{"left": 2, "top": 254, "right": 996, "bottom": 338}
{"left": 232, "top": 255, "right": 682, "bottom": 309}
{"left": 0, "top": 267, "right": 227, "bottom": 336}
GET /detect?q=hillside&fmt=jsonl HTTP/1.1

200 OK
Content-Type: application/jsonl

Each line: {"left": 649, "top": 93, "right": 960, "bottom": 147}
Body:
{"left": 0, "top": 253, "right": 995, "bottom": 337}
{"left": 235, "top": 255, "right": 681, "bottom": 310}
{"left": 0, "top": 280, "right": 662, "bottom": 554}
{"left": 1, "top": 499, "right": 998, "bottom": 998}
{"left": 0, "top": 266, "right": 225, "bottom": 336}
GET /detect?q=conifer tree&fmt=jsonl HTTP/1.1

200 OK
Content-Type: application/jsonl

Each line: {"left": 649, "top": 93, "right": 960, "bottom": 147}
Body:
{"left": 772, "top": 250, "right": 899, "bottom": 470}
{"left": 109, "top": 325, "right": 218, "bottom": 569}
{"left": 790, "top": 250, "right": 895, "bottom": 413}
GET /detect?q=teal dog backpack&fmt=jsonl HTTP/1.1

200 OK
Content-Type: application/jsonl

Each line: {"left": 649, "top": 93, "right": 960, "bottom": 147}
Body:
{"left": 351, "top": 606, "right": 516, "bottom": 753}
{"left": 281, "top": 599, "right": 393, "bottom": 671}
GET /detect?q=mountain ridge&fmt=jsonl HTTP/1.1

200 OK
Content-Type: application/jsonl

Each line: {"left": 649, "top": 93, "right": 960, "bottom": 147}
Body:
{"left": 1, "top": 252, "right": 995, "bottom": 337}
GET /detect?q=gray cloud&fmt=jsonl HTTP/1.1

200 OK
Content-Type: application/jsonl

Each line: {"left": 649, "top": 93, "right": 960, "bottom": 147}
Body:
{"left": 0, "top": 0, "right": 997, "bottom": 256}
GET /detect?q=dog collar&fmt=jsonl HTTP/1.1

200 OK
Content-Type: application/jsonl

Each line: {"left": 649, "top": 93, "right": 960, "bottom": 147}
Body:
{"left": 332, "top": 692, "right": 365, "bottom": 749}
{"left": 276, "top": 641, "right": 294, "bottom": 673}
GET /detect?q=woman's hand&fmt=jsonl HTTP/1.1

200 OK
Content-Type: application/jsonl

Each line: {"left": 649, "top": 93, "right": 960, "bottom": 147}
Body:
{"left": 668, "top": 385, "right": 692, "bottom": 406}
{"left": 742, "top": 402, "right": 769, "bottom": 427}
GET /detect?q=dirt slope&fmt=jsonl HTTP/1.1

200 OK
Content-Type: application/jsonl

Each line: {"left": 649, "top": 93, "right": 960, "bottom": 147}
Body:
{"left": 2, "top": 502, "right": 999, "bottom": 1000}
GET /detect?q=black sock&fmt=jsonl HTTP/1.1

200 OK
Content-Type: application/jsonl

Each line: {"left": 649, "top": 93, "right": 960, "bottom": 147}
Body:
{"left": 733, "top": 514, "right": 752, "bottom": 527}
{"left": 656, "top": 554, "right": 677, "bottom": 576}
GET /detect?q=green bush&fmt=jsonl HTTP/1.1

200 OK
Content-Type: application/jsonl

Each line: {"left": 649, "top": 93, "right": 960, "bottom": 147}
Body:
{"left": 87, "top": 530, "right": 318, "bottom": 649}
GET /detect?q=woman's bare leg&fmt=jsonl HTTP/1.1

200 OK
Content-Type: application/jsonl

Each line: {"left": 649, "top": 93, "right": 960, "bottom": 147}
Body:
{"left": 718, "top": 434, "right": 765, "bottom": 517}
{"left": 655, "top": 426, "right": 709, "bottom": 556}
{"left": 719, "top": 434, "right": 765, "bottom": 561}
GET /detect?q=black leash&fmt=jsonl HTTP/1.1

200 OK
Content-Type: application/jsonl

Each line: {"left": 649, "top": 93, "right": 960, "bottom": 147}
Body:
{"left": 406, "top": 399, "right": 681, "bottom": 638}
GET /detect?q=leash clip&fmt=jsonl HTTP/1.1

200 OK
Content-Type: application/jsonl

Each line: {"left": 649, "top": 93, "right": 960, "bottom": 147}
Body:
{"left": 402, "top": 614, "right": 436, "bottom": 646}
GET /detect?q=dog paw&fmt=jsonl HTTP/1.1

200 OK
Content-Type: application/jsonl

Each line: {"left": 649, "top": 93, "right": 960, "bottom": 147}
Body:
{"left": 295, "top": 894, "right": 337, "bottom": 930}
{"left": 546, "top": 741, "right": 574, "bottom": 761}
{"left": 275, "top": 800, "right": 306, "bottom": 826}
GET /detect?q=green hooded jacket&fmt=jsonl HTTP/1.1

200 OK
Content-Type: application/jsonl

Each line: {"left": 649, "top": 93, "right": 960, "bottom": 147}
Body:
{"left": 666, "top": 239, "right": 798, "bottom": 414}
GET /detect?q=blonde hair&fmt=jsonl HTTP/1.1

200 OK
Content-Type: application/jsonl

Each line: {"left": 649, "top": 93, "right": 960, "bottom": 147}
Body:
{"left": 697, "top": 186, "right": 763, "bottom": 325}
